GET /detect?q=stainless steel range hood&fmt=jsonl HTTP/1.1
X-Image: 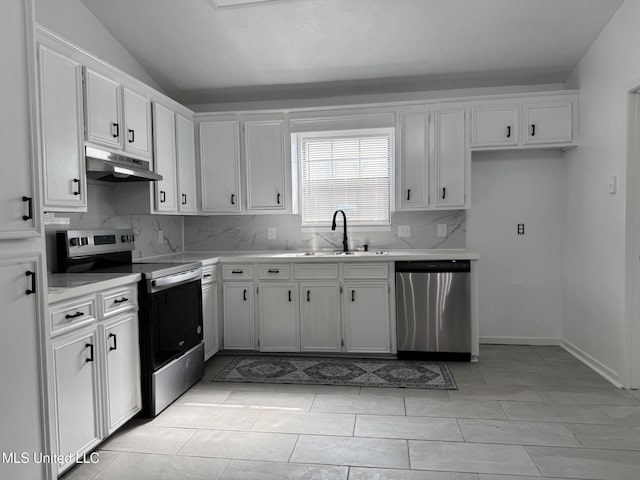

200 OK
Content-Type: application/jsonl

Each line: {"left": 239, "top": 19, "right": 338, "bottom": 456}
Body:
{"left": 85, "top": 146, "right": 162, "bottom": 182}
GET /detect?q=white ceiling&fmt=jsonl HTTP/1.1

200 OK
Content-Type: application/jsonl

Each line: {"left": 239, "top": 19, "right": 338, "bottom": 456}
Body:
{"left": 80, "top": 0, "right": 624, "bottom": 105}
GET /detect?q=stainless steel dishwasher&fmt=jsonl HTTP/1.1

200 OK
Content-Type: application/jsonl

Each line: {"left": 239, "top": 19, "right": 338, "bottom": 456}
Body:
{"left": 395, "top": 260, "right": 471, "bottom": 361}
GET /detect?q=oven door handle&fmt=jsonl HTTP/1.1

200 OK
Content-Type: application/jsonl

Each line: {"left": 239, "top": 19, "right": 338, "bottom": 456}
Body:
{"left": 150, "top": 268, "right": 202, "bottom": 293}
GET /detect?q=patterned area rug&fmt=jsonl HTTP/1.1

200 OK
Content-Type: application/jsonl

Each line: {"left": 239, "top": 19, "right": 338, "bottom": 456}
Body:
{"left": 213, "top": 356, "right": 457, "bottom": 390}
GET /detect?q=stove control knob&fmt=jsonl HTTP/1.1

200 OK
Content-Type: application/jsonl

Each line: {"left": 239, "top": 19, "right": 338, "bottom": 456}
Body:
{"left": 121, "top": 235, "right": 127, "bottom": 242}
{"left": 70, "top": 237, "right": 80, "bottom": 246}
{"left": 81, "top": 237, "right": 89, "bottom": 246}
{"left": 128, "top": 235, "right": 134, "bottom": 242}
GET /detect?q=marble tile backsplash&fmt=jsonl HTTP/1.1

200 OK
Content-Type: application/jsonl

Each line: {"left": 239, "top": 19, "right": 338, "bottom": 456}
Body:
{"left": 183, "top": 211, "right": 465, "bottom": 252}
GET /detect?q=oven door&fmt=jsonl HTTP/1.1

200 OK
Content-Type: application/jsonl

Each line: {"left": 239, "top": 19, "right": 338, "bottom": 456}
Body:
{"left": 150, "top": 278, "right": 203, "bottom": 369}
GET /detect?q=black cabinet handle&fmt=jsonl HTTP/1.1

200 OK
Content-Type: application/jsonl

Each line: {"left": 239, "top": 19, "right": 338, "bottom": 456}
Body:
{"left": 112, "top": 123, "right": 119, "bottom": 138}
{"left": 113, "top": 297, "right": 128, "bottom": 304}
{"left": 128, "top": 129, "right": 135, "bottom": 143}
{"left": 442, "top": 187, "right": 446, "bottom": 199}
{"left": 507, "top": 125, "right": 511, "bottom": 138}
{"left": 22, "top": 196, "right": 32, "bottom": 221}
{"left": 231, "top": 193, "right": 235, "bottom": 205}
{"left": 182, "top": 193, "right": 187, "bottom": 205}
{"left": 351, "top": 290, "right": 355, "bottom": 302}
{"left": 109, "top": 333, "right": 117, "bottom": 351}
{"left": 85, "top": 343, "right": 94, "bottom": 363}
{"left": 65, "top": 311, "right": 84, "bottom": 319}
{"left": 530, "top": 124, "right": 536, "bottom": 136}
{"left": 25, "top": 270, "right": 35, "bottom": 295}
{"left": 288, "top": 290, "right": 292, "bottom": 302}
{"left": 73, "top": 178, "right": 81, "bottom": 196}
{"left": 232, "top": 270, "right": 243, "bottom": 274}
{"left": 407, "top": 189, "right": 411, "bottom": 201}
{"left": 160, "top": 190, "right": 166, "bottom": 203}
{"left": 203, "top": 274, "right": 212, "bottom": 278}
{"left": 277, "top": 193, "right": 281, "bottom": 205}
{"left": 306, "top": 290, "right": 310, "bottom": 302}
{"left": 243, "top": 289, "right": 247, "bottom": 301}
{"left": 268, "top": 269, "right": 280, "bottom": 274}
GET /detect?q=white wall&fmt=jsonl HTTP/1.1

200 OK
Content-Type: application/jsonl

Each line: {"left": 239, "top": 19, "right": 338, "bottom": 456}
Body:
{"left": 562, "top": 0, "right": 640, "bottom": 383}
{"left": 467, "top": 151, "right": 566, "bottom": 344}
{"left": 34, "top": 0, "right": 162, "bottom": 91}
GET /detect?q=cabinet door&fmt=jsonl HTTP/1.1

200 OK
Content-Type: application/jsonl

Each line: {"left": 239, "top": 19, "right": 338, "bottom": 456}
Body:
{"left": 433, "top": 107, "right": 466, "bottom": 209}
{"left": 199, "top": 121, "right": 242, "bottom": 212}
{"left": 0, "top": 0, "right": 38, "bottom": 239}
{"left": 52, "top": 327, "right": 101, "bottom": 470}
{"left": 123, "top": 88, "right": 152, "bottom": 158}
{"left": 523, "top": 102, "right": 572, "bottom": 145}
{"left": 153, "top": 103, "right": 178, "bottom": 212}
{"left": 103, "top": 313, "right": 141, "bottom": 435}
{"left": 398, "top": 111, "right": 429, "bottom": 209}
{"left": 202, "top": 283, "right": 219, "bottom": 360}
{"left": 176, "top": 113, "right": 198, "bottom": 214}
{"left": 0, "top": 256, "right": 46, "bottom": 480}
{"left": 84, "top": 68, "right": 122, "bottom": 149}
{"left": 245, "top": 120, "right": 286, "bottom": 211}
{"left": 299, "top": 282, "right": 342, "bottom": 352}
{"left": 258, "top": 283, "right": 299, "bottom": 352}
{"left": 343, "top": 283, "right": 391, "bottom": 353}
{"left": 39, "top": 46, "right": 86, "bottom": 211}
{"left": 223, "top": 283, "right": 254, "bottom": 349}
{"left": 471, "top": 104, "right": 518, "bottom": 148}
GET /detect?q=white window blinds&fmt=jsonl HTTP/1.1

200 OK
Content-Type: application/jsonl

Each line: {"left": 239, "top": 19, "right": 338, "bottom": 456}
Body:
{"left": 300, "top": 132, "right": 392, "bottom": 226}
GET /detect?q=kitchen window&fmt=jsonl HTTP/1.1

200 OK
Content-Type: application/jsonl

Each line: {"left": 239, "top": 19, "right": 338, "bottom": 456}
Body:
{"left": 295, "top": 128, "right": 394, "bottom": 227}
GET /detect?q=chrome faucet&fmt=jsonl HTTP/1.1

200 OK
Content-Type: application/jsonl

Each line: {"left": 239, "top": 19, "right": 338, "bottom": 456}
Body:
{"left": 331, "top": 209, "right": 349, "bottom": 252}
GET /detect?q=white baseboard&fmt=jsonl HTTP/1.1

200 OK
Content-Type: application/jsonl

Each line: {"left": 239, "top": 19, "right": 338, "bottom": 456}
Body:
{"left": 480, "top": 336, "right": 561, "bottom": 346}
{"left": 560, "top": 339, "right": 623, "bottom": 388}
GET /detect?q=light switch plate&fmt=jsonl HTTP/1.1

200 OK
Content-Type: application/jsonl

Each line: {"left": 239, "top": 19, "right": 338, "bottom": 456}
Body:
{"left": 437, "top": 224, "right": 447, "bottom": 237}
{"left": 267, "top": 227, "right": 276, "bottom": 240}
{"left": 398, "top": 225, "right": 411, "bottom": 238}
{"left": 609, "top": 175, "right": 618, "bottom": 194}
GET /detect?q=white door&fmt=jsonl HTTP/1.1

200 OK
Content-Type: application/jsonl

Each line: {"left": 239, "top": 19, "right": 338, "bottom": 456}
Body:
{"left": 103, "top": 313, "right": 141, "bottom": 434}
{"left": 433, "top": 107, "right": 466, "bottom": 208}
{"left": 299, "top": 282, "right": 342, "bottom": 352}
{"left": 153, "top": 103, "right": 178, "bottom": 212}
{"left": 202, "top": 282, "right": 219, "bottom": 360}
{"left": 258, "top": 283, "right": 299, "bottom": 352}
{"left": 398, "top": 111, "right": 429, "bottom": 209}
{"left": 52, "top": 327, "right": 101, "bottom": 470}
{"left": 471, "top": 104, "right": 519, "bottom": 148}
{"left": 523, "top": 102, "right": 573, "bottom": 145}
{"left": 223, "top": 283, "right": 255, "bottom": 349}
{"left": 0, "top": 256, "right": 46, "bottom": 480}
{"left": 343, "top": 283, "right": 391, "bottom": 353}
{"left": 122, "top": 88, "right": 152, "bottom": 158}
{"left": 38, "top": 46, "right": 86, "bottom": 211}
{"left": 199, "top": 121, "right": 241, "bottom": 212}
{"left": 84, "top": 68, "right": 122, "bottom": 149}
{"left": 245, "top": 120, "right": 286, "bottom": 211}
{"left": 0, "top": 0, "right": 38, "bottom": 238}
{"left": 176, "top": 113, "right": 198, "bottom": 213}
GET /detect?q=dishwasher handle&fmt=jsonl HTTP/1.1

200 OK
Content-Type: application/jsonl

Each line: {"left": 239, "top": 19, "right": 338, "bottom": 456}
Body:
{"left": 395, "top": 260, "right": 470, "bottom": 273}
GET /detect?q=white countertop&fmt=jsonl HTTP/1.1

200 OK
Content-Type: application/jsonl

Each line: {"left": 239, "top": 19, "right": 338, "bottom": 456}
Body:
{"left": 48, "top": 273, "right": 142, "bottom": 303}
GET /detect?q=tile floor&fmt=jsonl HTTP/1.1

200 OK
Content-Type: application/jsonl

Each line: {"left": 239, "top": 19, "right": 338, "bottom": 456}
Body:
{"left": 62, "top": 345, "right": 640, "bottom": 480}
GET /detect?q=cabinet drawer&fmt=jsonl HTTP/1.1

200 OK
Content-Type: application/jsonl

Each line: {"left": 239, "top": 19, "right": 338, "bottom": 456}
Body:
{"left": 99, "top": 284, "right": 138, "bottom": 318}
{"left": 343, "top": 263, "right": 389, "bottom": 279}
{"left": 202, "top": 265, "right": 217, "bottom": 284}
{"left": 257, "top": 264, "right": 291, "bottom": 280}
{"left": 222, "top": 264, "right": 255, "bottom": 280}
{"left": 294, "top": 263, "right": 338, "bottom": 279}
{"left": 50, "top": 295, "right": 97, "bottom": 334}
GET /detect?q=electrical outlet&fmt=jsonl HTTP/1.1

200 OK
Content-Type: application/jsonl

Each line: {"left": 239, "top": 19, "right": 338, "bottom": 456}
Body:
{"left": 267, "top": 227, "right": 276, "bottom": 240}
{"left": 437, "top": 224, "right": 447, "bottom": 238}
{"left": 398, "top": 225, "right": 411, "bottom": 238}
{"left": 517, "top": 224, "right": 525, "bottom": 235}
{"left": 158, "top": 229, "right": 164, "bottom": 244}
{"left": 609, "top": 175, "right": 618, "bottom": 194}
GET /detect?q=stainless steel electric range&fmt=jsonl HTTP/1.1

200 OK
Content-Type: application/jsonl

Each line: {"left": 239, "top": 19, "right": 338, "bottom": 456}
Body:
{"left": 55, "top": 228, "right": 204, "bottom": 417}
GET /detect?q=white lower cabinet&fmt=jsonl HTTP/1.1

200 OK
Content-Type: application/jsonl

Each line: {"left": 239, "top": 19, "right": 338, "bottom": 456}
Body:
{"left": 299, "top": 282, "right": 342, "bottom": 353}
{"left": 258, "top": 282, "right": 299, "bottom": 352}
{"left": 343, "top": 283, "right": 391, "bottom": 353}
{"left": 202, "top": 281, "right": 219, "bottom": 360}
{"left": 223, "top": 283, "right": 255, "bottom": 349}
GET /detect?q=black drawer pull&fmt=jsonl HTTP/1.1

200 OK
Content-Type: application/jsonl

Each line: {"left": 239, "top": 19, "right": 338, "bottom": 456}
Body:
{"left": 441, "top": 187, "right": 446, "bottom": 199}
{"left": 231, "top": 193, "right": 235, "bottom": 205}
{"left": 288, "top": 290, "right": 292, "bottom": 302}
{"left": 243, "top": 289, "right": 247, "bottom": 301}
{"left": 351, "top": 290, "right": 356, "bottom": 302}
{"left": 277, "top": 193, "right": 281, "bottom": 205}
{"left": 203, "top": 274, "right": 212, "bottom": 278}
{"left": 22, "top": 196, "right": 33, "bottom": 221}
{"left": 232, "top": 270, "right": 243, "bottom": 274}
{"left": 113, "top": 297, "right": 128, "bottom": 304}
{"left": 109, "top": 333, "right": 117, "bottom": 351}
{"left": 85, "top": 343, "right": 94, "bottom": 363}
{"left": 506, "top": 125, "right": 511, "bottom": 138}
{"left": 268, "top": 269, "right": 280, "bottom": 274}
{"left": 160, "top": 190, "right": 166, "bottom": 203}
{"left": 306, "top": 290, "right": 310, "bottom": 302}
{"left": 25, "top": 270, "right": 36, "bottom": 295}
{"left": 182, "top": 193, "right": 187, "bottom": 205}
{"left": 73, "top": 178, "right": 81, "bottom": 196}
{"left": 407, "top": 189, "right": 411, "bottom": 201}
{"left": 530, "top": 124, "right": 536, "bottom": 136}
{"left": 128, "top": 129, "right": 135, "bottom": 143}
{"left": 65, "top": 311, "right": 84, "bottom": 319}
{"left": 112, "top": 123, "right": 119, "bottom": 138}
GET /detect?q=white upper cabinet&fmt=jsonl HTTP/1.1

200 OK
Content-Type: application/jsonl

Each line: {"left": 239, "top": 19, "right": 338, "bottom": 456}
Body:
{"left": 433, "top": 106, "right": 467, "bottom": 209}
{"left": 523, "top": 101, "right": 572, "bottom": 145}
{"left": 176, "top": 113, "right": 198, "bottom": 214}
{"left": 122, "top": 88, "right": 152, "bottom": 158}
{"left": 84, "top": 68, "right": 122, "bottom": 149}
{"left": 153, "top": 103, "right": 178, "bottom": 212}
{"left": 245, "top": 119, "right": 286, "bottom": 211}
{"left": 39, "top": 46, "right": 86, "bottom": 212}
{"left": 398, "top": 111, "right": 429, "bottom": 209}
{"left": 199, "top": 121, "right": 242, "bottom": 213}
{"left": 470, "top": 104, "right": 518, "bottom": 148}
